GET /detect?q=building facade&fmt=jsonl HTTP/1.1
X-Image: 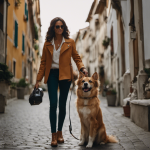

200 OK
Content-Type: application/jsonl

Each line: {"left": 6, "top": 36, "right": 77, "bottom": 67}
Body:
{"left": 74, "top": 0, "right": 150, "bottom": 130}
{"left": 6, "top": 0, "right": 42, "bottom": 86}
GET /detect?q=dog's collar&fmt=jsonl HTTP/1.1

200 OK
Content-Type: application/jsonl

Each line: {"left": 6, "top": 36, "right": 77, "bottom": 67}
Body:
{"left": 80, "top": 96, "right": 96, "bottom": 99}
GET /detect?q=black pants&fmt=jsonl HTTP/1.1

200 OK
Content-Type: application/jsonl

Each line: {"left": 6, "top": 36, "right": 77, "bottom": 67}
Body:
{"left": 47, "top": 69, "right": 71, "bottom": 133}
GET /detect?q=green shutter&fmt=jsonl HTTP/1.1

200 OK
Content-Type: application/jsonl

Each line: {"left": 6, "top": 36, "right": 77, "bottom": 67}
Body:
{"left": 26, "top": 10, "right": 28, "bottom": 21}
{"left": 25, "top": 3, "right": 28, "bottom": 21}
{"left": 25, "top": 3, "right": 27, "bottom": 16}
{"left": 22, "top": 34, "right": 25, "bottom": 53}
{"left": 14, "top": 21, "right": 18, "bottom": 47}
{"left": 24, "top": 35, "right": 25, "bottom": 52}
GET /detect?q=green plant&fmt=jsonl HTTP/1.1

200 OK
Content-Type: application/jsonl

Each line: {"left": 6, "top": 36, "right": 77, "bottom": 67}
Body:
{"left": 106, "top": 88, "right": 117, "bottom": 95}
{"left": 17, "top": 78, "right": 28, "bottom": 88}
{"left": 145, "top": 68, "right": 150, "bottom": 78}
{"left": 15, "top": 0, "right": 21, "bottom": 8}
{"left": 34, "top": 44, "right": 39, "bottom": 51}
{"left": 37, "top": 51, "right": 39, "bottom": 56}
{"left": 102, "top": 36, "right": 111, "bottom": 48}
{"left": 10, "top": 82, "right": 17, "bottom": 89}
{"left": 0, "top": 63, "right": 14, "bottom": 84}
{"left": 34, "top": 24, "right": 38, "bottom": 40}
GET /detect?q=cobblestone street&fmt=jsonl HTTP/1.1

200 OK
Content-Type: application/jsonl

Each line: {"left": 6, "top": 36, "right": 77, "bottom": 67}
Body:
{"left": 0, "top": 91, "right": 150, "bottom": 150}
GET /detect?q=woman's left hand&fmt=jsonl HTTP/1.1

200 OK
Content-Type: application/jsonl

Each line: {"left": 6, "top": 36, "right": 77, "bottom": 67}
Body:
{"left": 82, "top": 68, "right": 88, "bottom": 77}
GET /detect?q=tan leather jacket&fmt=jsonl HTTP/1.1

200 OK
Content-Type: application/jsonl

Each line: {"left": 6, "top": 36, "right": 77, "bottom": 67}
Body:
{"left": 36, "top": 38, "right": 84, "bottom": 83}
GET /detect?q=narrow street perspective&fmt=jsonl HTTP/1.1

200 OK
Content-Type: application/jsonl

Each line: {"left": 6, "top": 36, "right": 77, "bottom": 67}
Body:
{"left": 1, "top": 0, "right": 150, "bottom": 150}
{"left": 0, "top": 91, "right": 150, "bottom": 150}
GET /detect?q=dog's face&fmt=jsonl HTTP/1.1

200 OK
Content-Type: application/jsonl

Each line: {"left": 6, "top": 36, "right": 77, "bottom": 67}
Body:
{"left": 76, "top": 72, "right": 100, "bottom": 98}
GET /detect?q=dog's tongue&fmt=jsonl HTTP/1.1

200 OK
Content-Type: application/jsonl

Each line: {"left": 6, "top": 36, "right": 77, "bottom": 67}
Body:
{"left": 84, "top": 88, "right": 89, "bottom": 92}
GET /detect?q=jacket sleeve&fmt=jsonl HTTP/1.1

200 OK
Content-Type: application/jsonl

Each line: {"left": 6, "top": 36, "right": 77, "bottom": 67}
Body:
{"left": 72, "top": 40, "right": 85, "bottom": 71}
{"left": 36, "top": 43, "right": 46, "bottom": 82}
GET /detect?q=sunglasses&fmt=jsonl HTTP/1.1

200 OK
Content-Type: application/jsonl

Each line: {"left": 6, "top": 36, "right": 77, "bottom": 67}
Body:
{"left": 55, "top": 25, "right": 64, "bottom": 29}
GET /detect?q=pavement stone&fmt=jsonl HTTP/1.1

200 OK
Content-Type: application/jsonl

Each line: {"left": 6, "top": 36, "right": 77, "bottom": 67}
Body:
{"left": 0, "top": 92, "right": 150, "bottom": 149}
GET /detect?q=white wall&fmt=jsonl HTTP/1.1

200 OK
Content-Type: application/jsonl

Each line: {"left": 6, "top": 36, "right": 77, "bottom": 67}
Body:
{"left": 142, "top": 0, "right": 150, "bottom": 61}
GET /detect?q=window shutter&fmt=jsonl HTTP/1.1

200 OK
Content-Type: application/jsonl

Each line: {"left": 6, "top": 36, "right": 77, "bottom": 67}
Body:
{"left": 22, "top": 34, "right": 25, "bottom": 53}
{"left": 14, "top": 21, "right": 18, "bottom": 47}
{"left": 25, "top": 3, "right": 27, "bottom": 16}
{"left": 26, "top": 10, "right": 28, "bottom": 21}
{"left": 25, "top": 3, "right": 28, "bottom": 21}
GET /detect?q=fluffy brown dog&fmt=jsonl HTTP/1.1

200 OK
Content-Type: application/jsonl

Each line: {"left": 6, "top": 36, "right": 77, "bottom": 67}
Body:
{"left": 75, "top": 72, "right": 118, "bottom": 148}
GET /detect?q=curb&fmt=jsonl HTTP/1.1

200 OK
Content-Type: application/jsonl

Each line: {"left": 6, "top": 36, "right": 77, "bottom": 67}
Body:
{"left": 6, "top": 97, "right": 17, "bottom": 105}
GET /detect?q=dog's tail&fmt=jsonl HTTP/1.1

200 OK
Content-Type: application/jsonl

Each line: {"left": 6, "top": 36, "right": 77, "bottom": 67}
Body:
{"left": 107, "top": 135, "right": 118, "bottom": 143}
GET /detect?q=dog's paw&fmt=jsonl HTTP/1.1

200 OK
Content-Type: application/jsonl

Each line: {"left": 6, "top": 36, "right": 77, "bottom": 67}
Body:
{"left": 86, "top": 143, "right": 92, "bottom": 148}
{"left": 78, "top": 141, "right": 84, "bottom": 146}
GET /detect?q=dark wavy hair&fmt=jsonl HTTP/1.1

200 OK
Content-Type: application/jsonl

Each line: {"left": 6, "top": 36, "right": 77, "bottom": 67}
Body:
{"left": 45, "top": 17, "right": 70, "bottom": 42}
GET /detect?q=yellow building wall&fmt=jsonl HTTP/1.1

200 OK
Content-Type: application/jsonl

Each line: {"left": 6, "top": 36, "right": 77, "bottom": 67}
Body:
{"left": 7, "top": 0, "right": 27, "bottom": 80}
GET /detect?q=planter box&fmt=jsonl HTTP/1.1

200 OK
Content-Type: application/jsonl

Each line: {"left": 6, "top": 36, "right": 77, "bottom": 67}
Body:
{"left": 123, "top": 105, "right": 130, "bottom": 117}
{"left": 0, "top": 81, "right": 9, "bottom": 97}
{"left": 106, "top": 95, "right": 116, "bottom": 106}
{"left": 131, "top": 100, "right": 150, "bottom": 131}
{"left": 17, "top": 87, "right": 25, "bottom": 99}
{"left": 0, "top": 81, "right": 9, "bottom": 109}
{"left": 10, "top": 88, "right": 17, "bottom": 98}
{"left": 0, "top": 94, "right": 5, "bottom": 113}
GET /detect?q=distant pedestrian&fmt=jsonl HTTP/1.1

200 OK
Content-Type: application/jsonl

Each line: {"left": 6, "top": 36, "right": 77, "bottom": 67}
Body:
{"left": 34, "top": 17, "right": 88, "bottom": 147}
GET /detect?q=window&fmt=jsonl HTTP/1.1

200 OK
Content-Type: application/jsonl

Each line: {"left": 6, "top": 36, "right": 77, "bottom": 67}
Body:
{"left": 13, "top": 60, "right": 16, "bottom": 77}
{"left": 22, "top": 34, "right": 25, "bottom": 53}
{"left": 14, "top": 20, "right": 18, "bottom": 47}
{"left": 24, "top": 2, "right": 28, "bottom": 21}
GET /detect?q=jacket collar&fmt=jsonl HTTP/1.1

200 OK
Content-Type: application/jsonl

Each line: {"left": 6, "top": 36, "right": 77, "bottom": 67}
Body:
{"left": 45, "top": 38, "right": 71, "bottom": 46}
{"left": 45, "top": 38, "right": 71, "bottom": 56}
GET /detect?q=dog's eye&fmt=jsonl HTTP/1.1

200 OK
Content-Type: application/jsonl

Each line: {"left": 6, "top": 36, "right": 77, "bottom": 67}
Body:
{"left": 82, "top": 80, "right": 85, "bottom": 83}
{"left": 89, "top": 80, "right": 92, "bottom": 83}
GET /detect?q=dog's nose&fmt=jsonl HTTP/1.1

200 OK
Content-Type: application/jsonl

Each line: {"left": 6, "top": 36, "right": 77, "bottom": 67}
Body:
{"left": 84, "top": 83, "right": 88, "bottom": 86}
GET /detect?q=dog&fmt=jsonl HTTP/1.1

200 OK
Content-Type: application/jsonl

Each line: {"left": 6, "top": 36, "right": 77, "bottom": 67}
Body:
{"left": 75, "top": 72, "right": 118, "bottom": 148}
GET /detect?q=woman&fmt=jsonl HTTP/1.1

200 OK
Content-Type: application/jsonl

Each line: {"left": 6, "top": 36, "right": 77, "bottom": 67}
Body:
{"left": 34, "top": 17, "right": 88, "bottom": 147}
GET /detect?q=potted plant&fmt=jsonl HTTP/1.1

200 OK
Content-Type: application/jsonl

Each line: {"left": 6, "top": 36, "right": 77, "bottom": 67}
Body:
{"left": 0, "top": 63, "right": 14, "bottom": 113}
{"left": 103, "top": 80, "right": 109, "bottom": 97}
{"left": 10, "top": 82, "right": 17, "bottom": 98}
{"left": 144, "top": 68, "right": 150, "bottom": 99}
{"left": 17, "top": 78, "right": 28, "bottom": 99}
{"left": 105, "top": 86, "right": 117, "bottom": 106}
{"left": 123, "top": 101, "right": 130, "bottom": 117}
{"left": 34, "top": 44, "right": 39, "bottom": 51}
{"left": 15, "top": 0, "right": 21, "bottom": 8}
{"left": 102, "top": 36, "right": 111, "bottom": 49}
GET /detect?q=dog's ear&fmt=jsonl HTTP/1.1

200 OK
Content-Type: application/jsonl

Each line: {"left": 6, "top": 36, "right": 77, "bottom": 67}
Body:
{"left": 92, "top": 72, "right": 100, "bottom": 87}
{"left": 79, "top": 71, "right": 85, "bottom": 79}
{"left": 92, "top": 72, "right": 99, "bottom": 80}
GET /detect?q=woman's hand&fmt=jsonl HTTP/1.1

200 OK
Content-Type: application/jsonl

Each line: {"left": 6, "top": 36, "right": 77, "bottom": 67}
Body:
{"left": 34, "top": 81, "right": 40, "bottom": 89}
{"left": 82, "top": 68, "right": 88, "bottom": 77}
